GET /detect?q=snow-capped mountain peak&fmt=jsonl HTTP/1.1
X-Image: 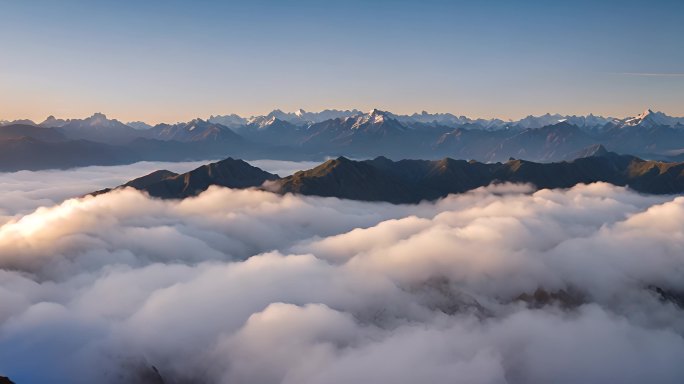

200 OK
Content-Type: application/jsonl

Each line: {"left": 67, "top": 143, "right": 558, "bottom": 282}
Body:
{"left": 624, "top": 109, "right": 654, "bottom": 125}
{"left": 620, "top": 108, "right": 684, "bottom": 128}
{"left": 247, "top": 115, "right": 281, "bottom": 129}
{"left": 351, "top": 109, "right": 390, "bottom": 129}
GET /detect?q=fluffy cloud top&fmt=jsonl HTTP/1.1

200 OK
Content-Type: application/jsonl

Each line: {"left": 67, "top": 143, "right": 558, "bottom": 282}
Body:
{"left": 0, "top": 163, "right": 682, "bottom": 383}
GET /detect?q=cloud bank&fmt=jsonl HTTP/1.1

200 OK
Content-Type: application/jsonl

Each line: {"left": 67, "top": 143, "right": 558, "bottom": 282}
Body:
{"left": 0, "top": 169, "right": 683, "bottom": 383}
{"left": 0, "top": 159, "right": 312, "bottom": 223}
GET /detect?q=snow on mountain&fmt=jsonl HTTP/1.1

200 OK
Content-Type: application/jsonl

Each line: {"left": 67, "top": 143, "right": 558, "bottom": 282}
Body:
{"left": 564, "top": 114, "right": 613, "bottom": 129}
{"left": 126, "top": 121, "right": 153, "bottom": 130}
{"left": 309, "top": 109, "right": 362, "bottom": 122}
{"left": 390, "top": 111, "right": 469, "bottom": 127}
{"left": 264, "top": 109, "right": 293, "bottom": 123}
{"left": 621, "top": 109, "right": 684, "bottom": 128}
{"left": 350, "top": 109, "right": 390, "bottom": 129}
{"left": 208, "top": 114, "right": 248, "bottom": 128}
{"left": 202, "top": 108, "right": 682, "bottom": 132}
{"left": 512, "top": 113, "right": 614, "bottom": 129}
{"left": 247, "top": 115, "right": 280, "bottom": 129}
{"left": 9, "top": 108, "right": 682, "bottom": 140}
{"left": 515, "top": 113, "right": 568, "bottom": 129}
{"left": 244, "top": 109, "right": 362, "bottom": 126}
{"left": 388, "top": 111, "right": 615, "bottom": 130}
{"left": 149, "top": 118, "right": 242, "bottom": 142}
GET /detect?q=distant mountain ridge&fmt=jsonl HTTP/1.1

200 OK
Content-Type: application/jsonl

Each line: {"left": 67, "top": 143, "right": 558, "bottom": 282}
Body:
{"left": 57, "top": 113, "right": 142, "bottom": 144}
{"left": 3, "top": 108, "right": 684, "bottom": 172}
{"left": 145, "top": 119, "right": 243, "bottom": 142}
{"left": 93, "top": 151, "right": 684, "bottom": 204}
{"left": 621, "top": 109, "right": 684, "bottom": 128}
{"left": 14, "top": 108, "right": 683, "bottom": 132}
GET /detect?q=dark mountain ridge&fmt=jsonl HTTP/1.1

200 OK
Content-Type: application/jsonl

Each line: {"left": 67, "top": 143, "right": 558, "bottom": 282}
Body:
{"left": 93, "top": 150, "right": 684, "bottom": 204}
{"left": 93, "top": 158, "right": 278, "bottom": 198}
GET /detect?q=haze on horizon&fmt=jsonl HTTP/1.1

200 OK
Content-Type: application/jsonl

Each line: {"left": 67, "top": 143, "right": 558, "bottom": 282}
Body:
{"left": 1, "top": 0, "right": 683, "bottom": 124}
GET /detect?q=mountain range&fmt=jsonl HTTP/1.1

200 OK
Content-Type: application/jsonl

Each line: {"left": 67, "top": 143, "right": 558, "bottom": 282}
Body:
{"left": 92, "top": 147, "right": 684, "bottom": 204}
{"left": 2, "top": 108, "right": 684, "bottom": 171}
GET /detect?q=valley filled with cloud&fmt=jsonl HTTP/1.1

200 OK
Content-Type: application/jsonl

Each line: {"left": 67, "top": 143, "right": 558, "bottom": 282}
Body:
{"left": 1, "top": 162, "right": 683, "bottom": 383}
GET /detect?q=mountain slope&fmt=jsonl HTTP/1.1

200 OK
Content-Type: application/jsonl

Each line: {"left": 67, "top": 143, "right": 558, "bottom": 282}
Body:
{"left": 102, "top": 152, "right": 684, "bottom": 203}
{"left": 621, "top": 109, "right": 684, "bottom": 128}
{"left": 272, "top": 157, "right": 417, "bottom": 203}
{"left": 3, "top": 108, "right": 684, "bottom": 170}
{"left": 566, "top": 144, "right": 610, "bottom": 160}
{"left": 300, "top": 109, "right": 437, "bottom": 157}
{"left": 0, "top": 137, "right": 138, "bottom": 171}
{"left": 0, "top": 124, "right": 67, "bottom": 142}
{"left": 274, "top": 153, "right": 684, "bottom": 202}
{"left": 97, "top": 158, "right": 278, "bottom": 198}
{"left": 236, "top": 117, "right": 304, "bottom": 146}
{"left": 58, "top": 113, "right": 142, "bottom": 144}
{"left": 486, "top": 122, "right": 597, "bottom": 162}
{"left": 147, "top": 119, "right": 243, "bottom": 142}
{"left": 39, "top": 115, "right": 70, "bottom": 128}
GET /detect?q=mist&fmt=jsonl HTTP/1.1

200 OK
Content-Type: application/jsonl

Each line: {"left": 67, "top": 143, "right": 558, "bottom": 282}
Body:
{"left": 0, "top": 164, "right": 683, "bottom": 383}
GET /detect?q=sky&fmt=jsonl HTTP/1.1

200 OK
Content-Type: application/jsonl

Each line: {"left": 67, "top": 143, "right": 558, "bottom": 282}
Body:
{"left": 1, "top": 0, "right": 683, "bottom": 124}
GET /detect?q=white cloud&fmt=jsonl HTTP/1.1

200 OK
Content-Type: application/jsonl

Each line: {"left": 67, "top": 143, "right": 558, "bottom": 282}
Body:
{"left": 0, "top": 158, "right": 313, "bottom": 222}
{"left": 0, "top": 167, "right": 682, "bottom": 383}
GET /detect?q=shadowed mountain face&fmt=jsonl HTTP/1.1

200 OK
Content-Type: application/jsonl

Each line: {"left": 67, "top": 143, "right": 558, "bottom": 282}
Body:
{"left": 0, "top": 124, "right": 67, "bottom": 142}
{"left": 270, "top": 156, "right": 418, "bottom": 203}
{"left": 97, "top": 151, "right": 684, "bottom": 204}
{"left": 566, "top": 144, "right": 610, "bottom": 160}
{"left": 299, "top": 110, "right": 439, "bottom": 158}
{"left": 145, "top": 119, "right": 244, "bottom": 143}
{"left": 0, "top": 137, "right": 138, "bottom": 171}
{"left": 485, "top": 122, "right": 596, "bottom": 162}
{"left": 235, "top": 118, "right": 304, "bottom": 146}
{"left": 95, "top": 158, "right": 278, "bottom": 199}
{"left": 58, "top": 113, "right": 142, "bottom": 144}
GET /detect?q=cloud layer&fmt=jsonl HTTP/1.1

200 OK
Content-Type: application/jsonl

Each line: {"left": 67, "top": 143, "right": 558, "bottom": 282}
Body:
{"left": 0, "top": 165, "right": 683, "bottom": 383}
{"left": 0, "top": 159, "right": 312, "bottom": 222}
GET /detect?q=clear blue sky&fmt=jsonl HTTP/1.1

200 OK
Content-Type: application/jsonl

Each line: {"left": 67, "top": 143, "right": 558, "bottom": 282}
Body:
{"left": 1, "top": 0, "right": 682, "bottom": 123}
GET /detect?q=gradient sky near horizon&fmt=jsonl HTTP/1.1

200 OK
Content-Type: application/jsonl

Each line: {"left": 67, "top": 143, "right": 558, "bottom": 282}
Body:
{"left": 1, "top": 0, "right": 683, "bottom": 124}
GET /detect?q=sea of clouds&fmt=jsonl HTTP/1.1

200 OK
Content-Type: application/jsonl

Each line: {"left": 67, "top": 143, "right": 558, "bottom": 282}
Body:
{"left": 0, "top": 161, "right": 683, "bottom": 383}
